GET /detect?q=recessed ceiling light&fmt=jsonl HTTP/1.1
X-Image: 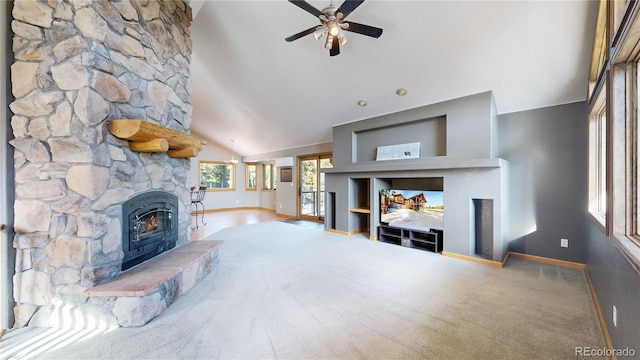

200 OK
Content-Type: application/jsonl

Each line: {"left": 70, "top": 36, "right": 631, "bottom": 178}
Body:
{"left": 396, "top": 88, "right": 408, "bottom": 96}
{"left": 357, "top": 100, "right": 367, "bottom": 107}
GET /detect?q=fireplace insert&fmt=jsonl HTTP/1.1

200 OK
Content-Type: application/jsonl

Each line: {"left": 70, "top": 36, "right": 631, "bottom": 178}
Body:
{"left": 121, "top": 191, "right": 179, "bottom": 271}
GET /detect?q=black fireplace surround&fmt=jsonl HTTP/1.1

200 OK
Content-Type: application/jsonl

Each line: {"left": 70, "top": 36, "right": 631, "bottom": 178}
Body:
{"left": 121, "top": 190, "right": 179, "bottom": 271}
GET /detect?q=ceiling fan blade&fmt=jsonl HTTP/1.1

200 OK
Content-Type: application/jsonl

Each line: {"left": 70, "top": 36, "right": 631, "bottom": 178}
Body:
{"left": 288, "top": 0, "right": 323, "bottom": 18}
{"left": 337, "top": 0, "right": 364, "bottom": 19}
{"left": 285, "top": 26, "right": 318, "bottom": 42}
{"left": 330, "top": 36, "right": 340, "bottom": 56}
{"left": 343, "top": 21, "right": 383, "bottom": 38}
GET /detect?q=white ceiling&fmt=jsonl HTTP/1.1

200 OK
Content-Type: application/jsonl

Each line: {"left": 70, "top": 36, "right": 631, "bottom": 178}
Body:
{"left": 189, "top": 0, "right": 597, "bottom": 157}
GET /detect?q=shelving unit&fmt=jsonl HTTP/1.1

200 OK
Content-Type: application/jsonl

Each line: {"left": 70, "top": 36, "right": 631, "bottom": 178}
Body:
{"left": 349, "top": 207, "right": 371, "bottom": 214}
{"left": 349, "top": 178, "right": 370, "bottom": 235}
{"left": 379, "top": 225, "right": 403, "bottom": 245}
{"left": 379, "top": 224, "right": 443, "bottom": 253}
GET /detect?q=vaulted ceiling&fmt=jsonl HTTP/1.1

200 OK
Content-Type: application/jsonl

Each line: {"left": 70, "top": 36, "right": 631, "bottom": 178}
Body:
{"left": 188, "top": 0, "right": 598, "bottom": 157}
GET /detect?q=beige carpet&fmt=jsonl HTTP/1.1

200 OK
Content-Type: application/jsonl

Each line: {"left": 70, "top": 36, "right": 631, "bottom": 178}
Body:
{"left": 1, "top": 221, "right": 606, "bottom": 359}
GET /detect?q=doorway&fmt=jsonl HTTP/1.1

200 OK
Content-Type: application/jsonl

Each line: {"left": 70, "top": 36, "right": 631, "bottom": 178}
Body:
{"left": 297, "top": 153, "right": 332, "bottom": 221}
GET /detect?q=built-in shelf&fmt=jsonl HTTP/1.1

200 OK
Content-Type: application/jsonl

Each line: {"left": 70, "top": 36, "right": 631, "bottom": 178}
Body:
{"left": 108, "top": 119, "right": 207, "bottom": 158}
{"left": 324, "top": 157, "right": 505, "bottom": 174}
{"left": 349, "top": 207, "right": 371, "bottom": 214}
{"left": 379, "top": 224, "right": 443, "bottom": 253}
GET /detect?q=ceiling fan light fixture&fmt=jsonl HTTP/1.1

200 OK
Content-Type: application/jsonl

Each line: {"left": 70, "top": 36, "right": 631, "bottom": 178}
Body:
{"left": 325, "top": 35, "right": 334, "bottom": 49}
{"left": 328, "top": 22, "right": 340, "bottom": 36}
{"left": 313, "top": 26, "right": 327, "bottom": 40}
{"left": 285, "top": 0, "right": 383, "bottom": 56}
{"left": 338, "top": 31, "right": 348, "bottom": 46}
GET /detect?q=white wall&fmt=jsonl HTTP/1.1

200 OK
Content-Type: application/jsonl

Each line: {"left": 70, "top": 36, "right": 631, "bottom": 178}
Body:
{"left": 245, "top": 142, "right": 333, "bottom": 217}
{"left": 190, "top": 133, "right": 332, "bottom": 216}
{"left": 189, "top": 131, "right": 266, "bottom": 211}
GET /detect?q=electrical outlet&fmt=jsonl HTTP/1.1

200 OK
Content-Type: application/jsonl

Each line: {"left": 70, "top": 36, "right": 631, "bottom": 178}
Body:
{"left": 561, "top": 238, "right": 569, "bottom": 248}
{"left": 613, "top": 305, "right": 617, "bottom": 327}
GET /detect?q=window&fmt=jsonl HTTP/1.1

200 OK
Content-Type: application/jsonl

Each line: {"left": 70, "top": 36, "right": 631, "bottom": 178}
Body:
{"left": 199, "top": 161, "right": 235, "bottom": 191}
{"left": 634, "top": 68, "right": 639, "bottom": 240}
{"left": 246, "top": 163, "right": 257, "bottom": 191}
{"left": 626, "top": 62, "right": 640, "bottom": 242}
{"left": 589, "top": 1, "right": 640, "bottom": 270}
{"left": 588, "top": 87, "right": 608, "bottom": 227}
{"left": 263, "top": 162, "right": 277, "bottom": 190}
{"left": 609, "top": 60, "right": 640, "bottom": 269}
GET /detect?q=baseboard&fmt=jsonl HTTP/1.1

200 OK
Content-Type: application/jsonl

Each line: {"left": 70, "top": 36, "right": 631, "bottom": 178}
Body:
{"left": 441, "top": 251, "right": 505, "bottom": 268}
{"left": 274, "top": 212, "right": 296, "bottom": 219}
{"left": 583, "top": 269, "right": 614, "bottom": 355}
{"left": 198, "top": 206, "right": 273, "bottom": 214}
{"left": 324, "top": 228, "right": 348, "bottom": 235}
{"left": 507, "top": 252, "right": 586, "bottom": 270}
{"left": 442, "top": 251, "right": 587, "bottom": 270}
{"left": 192, "top": 207, "right": 297, "bottom": 221}
{"left": 324, "top": 228, "right": 369, "bottom": 236}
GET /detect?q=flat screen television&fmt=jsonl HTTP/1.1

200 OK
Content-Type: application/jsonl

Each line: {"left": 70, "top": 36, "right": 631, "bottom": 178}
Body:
{"left": 380, "top": 189, "right": 444, "bottom": 231}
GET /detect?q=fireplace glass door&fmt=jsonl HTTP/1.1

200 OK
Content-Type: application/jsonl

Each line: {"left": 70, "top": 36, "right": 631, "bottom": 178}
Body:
{"left": 132, "top": 208, "right": 172, "bottom": 245}
{"left": 121, "top": 191, "right": 178, "bottom": 271}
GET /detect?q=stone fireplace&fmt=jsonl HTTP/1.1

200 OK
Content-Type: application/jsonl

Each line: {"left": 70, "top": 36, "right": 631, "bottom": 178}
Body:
{"left": 9, "top": 0, "right": 195, "bottom": 328}
{"left": 121, "top": 190, "right": 178, "bottom": 271}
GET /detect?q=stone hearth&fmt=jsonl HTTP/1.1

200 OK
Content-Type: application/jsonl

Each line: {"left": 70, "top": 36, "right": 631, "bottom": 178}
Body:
{"left": 10, "top": 0, "right": 197, "bottom": 328}
{"left": 85, "top": 240, "right": 223, "bottom": 327}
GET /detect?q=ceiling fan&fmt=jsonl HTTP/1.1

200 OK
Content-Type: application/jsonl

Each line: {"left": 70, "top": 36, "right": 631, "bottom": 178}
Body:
{"left": 284, "top": 0, "right": 383, "bottom": 56}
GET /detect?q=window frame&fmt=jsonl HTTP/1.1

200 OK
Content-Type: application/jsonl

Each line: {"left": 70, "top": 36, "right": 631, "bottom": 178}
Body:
{"left": 262, "top": 162, "right": 277, "bottom": 191}
{"left": 630, "top": 62, "right": 640, "bottom": 242}
{"left": 609, "top": 61, "right": 640, "bottom": 273}
{"left": 245, "top": 163, "right": 257, "bottom": 191}
{"left": 198, "top": 160, "right": 236, "bottom": 192}
{"left": 588, "top": 81, "right": 609, "bottom": 230}
{"left": 615, "top": 62, "right": 640, "bottom": 244}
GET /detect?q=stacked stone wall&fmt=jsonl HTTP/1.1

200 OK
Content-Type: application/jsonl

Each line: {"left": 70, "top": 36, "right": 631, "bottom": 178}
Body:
{"left": 9, "top": 0, "right": 193, "bottom": 328}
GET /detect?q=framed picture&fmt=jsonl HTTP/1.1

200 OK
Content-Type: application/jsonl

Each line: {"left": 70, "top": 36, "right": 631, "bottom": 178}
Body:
{"left": 280, "top": 167, "right": 292, "bottom": 182}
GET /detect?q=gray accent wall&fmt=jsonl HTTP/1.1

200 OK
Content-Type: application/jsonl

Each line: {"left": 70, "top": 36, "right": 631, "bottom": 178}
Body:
{"left": 500, "top": 101, "right": 639, "bottom": 351}
{"left": 498, "top": 102, "right": 587, "bottom": 263}
{"left": 354, "top": 116, "right": 446, "bottom": 161}
{"left": 332, "top": 92, "right": 497, "bottom": 167}
{"left": 326, "top": 91, "right": 509, "bottom": 261}
{"left": 585, "top": 221, "right": 640, "bottom": 352}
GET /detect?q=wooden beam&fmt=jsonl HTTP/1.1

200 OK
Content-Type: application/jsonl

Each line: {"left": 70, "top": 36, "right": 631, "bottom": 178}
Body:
{"left": 107, "top": 119, "right": 207, "bottom": 158}
{"left": 129, "top": 138, "right": 169, "bottom": 153}
{"left": 167, "top": 147, "right": 198, "bottom": 158}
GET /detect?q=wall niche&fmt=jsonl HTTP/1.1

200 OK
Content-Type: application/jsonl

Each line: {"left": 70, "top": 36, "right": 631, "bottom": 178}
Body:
{"left": 353, "top": 116, "right": 446, "bottom": 162}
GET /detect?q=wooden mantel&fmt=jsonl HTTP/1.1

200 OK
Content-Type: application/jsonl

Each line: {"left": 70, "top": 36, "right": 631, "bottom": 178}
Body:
{"left": 107, "top": 119, "right": 207, "bottom": 158}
